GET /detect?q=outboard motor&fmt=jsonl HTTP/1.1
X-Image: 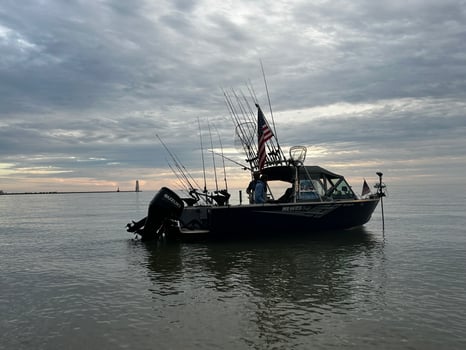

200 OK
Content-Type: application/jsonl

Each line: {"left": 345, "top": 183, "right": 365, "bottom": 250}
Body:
{"left": 127, "top": 187, "right": 184, "bottom": 241}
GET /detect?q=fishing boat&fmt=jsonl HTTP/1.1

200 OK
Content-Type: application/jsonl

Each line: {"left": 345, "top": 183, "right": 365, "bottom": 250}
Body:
{"left": 126, "top": 92, "right": 386, "bottom": 242}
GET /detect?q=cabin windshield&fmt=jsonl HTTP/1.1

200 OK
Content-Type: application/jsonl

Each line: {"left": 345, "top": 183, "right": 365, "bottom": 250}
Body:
{"left": 298, "top": 168, "right": 356, "bottom": 201}
{"left": 261, "top": 165, "right": 357, "bottom": 203}
{"left": 326, "top": 179, "right": 356, "bottom": 200}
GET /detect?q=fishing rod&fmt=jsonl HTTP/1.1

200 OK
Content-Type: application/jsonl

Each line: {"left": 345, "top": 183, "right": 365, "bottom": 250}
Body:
{"left": 234, "top": 88, "right": 256, "bottom": 128}
{"left": 225, "top": 80, "right": 287, "bottom": 171}
{"left": 247, "top": 89, "right": 283, "bottom": 167}
{"left": 166, "top": 160, "right": 187, "bottom": 189}
{"left": 157, "top": 135, "right": 194, "bottom": 191}
{"left": 207, "top": 150, "right": 251, "bottom": 171}
{"left": 226, "top": 92, "right": 263, "bottom": 171}
{"left": 207, "top": 120, "right": 219, "bottom": 192}
{"left": 244, "top": 79, "right": 286, "bottom": 167}
{"left": 197, "top": 117, "right": 208, "bottom": 194}
{"left": 224, "top": 89, "right": 257, "bottom": 166}
{"left": 247, "top": 79, "right": 259, "bottom": 105}
{"left": 156, "top": 134, "right": 201, "bottom": 192}
{"left": 214, "top": 125, "right": 229, "bottom": 192}
{"left": 231, "top": 88, "right": 261, "bottom": 167}
{"left": 259, "top": 60, "right": 287, "bottom": 163}
{"left": 167, "top": 162, "right": 198, "bottom": 200}
{"left": 255, "top": 102, "right": 286, "bottom": 168}
{"left": 237, "top": 87, "right": 256, "bottom": 125}
{"left": 260, "top": 59, "right": 276, "bottom": 135}
{"left": 223, "top": 89, "right": 245, "bottom": 135}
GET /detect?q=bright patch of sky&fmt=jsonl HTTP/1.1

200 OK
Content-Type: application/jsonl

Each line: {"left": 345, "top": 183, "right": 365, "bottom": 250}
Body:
{"left": 1, "top": 0, "right": 465, "bottom": 193}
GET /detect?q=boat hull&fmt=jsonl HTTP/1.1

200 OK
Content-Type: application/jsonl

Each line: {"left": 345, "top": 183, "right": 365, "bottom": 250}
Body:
{"left": 177, "top": 198, "right": 380, "bottom": 240}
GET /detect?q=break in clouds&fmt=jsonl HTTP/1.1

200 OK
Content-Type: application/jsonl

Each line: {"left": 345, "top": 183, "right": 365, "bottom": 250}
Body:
{"left": 1, "top": 0, "right": 466, "bottom": 191}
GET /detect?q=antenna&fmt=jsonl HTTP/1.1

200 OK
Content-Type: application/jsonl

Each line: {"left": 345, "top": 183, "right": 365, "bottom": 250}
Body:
{"left": 198, "top": 117, "right": 208, "bottom": 194}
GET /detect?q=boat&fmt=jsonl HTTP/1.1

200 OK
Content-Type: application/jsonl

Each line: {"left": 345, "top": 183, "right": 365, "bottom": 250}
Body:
{"left": 126, "top": 92, "right": 386, "bottom": 242}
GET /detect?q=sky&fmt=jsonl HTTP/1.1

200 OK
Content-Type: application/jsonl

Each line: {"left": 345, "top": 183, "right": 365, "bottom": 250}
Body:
{"left": 1, "top": 0, "right": 465, "bottom": 194}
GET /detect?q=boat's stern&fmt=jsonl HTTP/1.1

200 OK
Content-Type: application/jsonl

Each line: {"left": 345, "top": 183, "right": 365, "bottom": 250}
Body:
{"left": 127, "top": 187, "right": 184, "bottom": 241}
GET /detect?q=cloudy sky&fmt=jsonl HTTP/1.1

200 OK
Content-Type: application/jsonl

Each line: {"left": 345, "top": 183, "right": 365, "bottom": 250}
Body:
{"left": 1, "top": 0, "right": 465, "bottom": 194}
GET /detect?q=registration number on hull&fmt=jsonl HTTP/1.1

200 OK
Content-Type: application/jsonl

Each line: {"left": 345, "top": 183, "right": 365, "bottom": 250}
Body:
{"left": 281, "top": 203, "right": 353, "bottom": 218}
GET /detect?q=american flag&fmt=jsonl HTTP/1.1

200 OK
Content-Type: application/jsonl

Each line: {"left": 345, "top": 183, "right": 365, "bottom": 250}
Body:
{"left": 257, "top": 105, "right": 273, "bottom": 170}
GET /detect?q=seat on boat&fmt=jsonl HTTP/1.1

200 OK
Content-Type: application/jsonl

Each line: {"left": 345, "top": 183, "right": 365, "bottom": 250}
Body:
{"left": 277, "top": 187, "right": 294, "bottom": 203}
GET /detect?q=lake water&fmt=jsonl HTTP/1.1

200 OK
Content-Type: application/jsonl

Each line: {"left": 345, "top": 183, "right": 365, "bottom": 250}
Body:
{"left": 1, "top": 184, "right": 465, "bottom": 349}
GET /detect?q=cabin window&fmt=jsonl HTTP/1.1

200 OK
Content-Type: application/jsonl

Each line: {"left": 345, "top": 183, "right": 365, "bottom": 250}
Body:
{"left": 300, "top": 179, "right": 313, "bottom": 191}
{"left": 329, "top": 180, "right": 355, "bottom": 200}
{"left": 312, "top": 179, "right": 325, "bottom": 197}
{"left": 268, "top": 181, "right": 291, "bottom": 201}
{"left": 298, "top": 179, "right": 320, "bottom": 201}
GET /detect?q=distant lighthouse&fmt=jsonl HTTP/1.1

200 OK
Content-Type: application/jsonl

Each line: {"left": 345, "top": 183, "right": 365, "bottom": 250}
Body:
{"left": 135, "top": 180, "right": 140, "bottom": 192}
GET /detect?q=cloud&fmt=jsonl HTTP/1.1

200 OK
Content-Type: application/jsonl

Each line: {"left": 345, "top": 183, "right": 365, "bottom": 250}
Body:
{"left": 1, "top": 0, "right": 465, "bottom": 192}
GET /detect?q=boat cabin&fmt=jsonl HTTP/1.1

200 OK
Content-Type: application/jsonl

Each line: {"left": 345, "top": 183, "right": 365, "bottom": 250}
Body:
{"left": 261, "top": 165, "right": 357, "bottom": 203}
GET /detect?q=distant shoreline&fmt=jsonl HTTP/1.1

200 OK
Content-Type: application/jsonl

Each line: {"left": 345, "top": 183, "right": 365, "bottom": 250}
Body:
{"left": 0, "top": 191, "right": 142, "bottom": 196}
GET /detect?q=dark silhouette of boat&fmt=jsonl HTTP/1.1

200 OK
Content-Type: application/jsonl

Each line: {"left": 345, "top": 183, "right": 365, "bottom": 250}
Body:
{"left": 127, "top": 95, "right": 386, "bottom": 242}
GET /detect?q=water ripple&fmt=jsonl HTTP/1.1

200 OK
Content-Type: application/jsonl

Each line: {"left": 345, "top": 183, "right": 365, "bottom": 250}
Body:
{"left": 1, "top": 190, "right": 466, "bottom": 349}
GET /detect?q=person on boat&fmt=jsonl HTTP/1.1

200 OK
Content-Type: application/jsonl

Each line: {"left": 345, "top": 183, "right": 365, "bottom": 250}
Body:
{"left": 246, "top": 172, "right": 260, "bottom": 204}
{"left": 254, "top": 174, "right": 268, "bottom": 204}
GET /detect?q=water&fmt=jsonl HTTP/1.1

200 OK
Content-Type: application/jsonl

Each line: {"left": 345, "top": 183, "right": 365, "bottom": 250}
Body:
{"left": 1, "top": 185, "right": 465, "bottom": 349}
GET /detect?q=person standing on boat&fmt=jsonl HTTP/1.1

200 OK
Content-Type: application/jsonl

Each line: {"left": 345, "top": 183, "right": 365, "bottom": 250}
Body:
{"left": 246, "top": 172, "right": 260, "bottom": 204}
{"left": 254, "top": 174, "right": 268, "bottom": 204}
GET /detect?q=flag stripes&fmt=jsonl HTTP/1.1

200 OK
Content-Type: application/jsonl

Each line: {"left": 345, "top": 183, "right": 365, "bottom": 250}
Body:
{"left": 257, "top": 105, "right": 273, "bottom": 170}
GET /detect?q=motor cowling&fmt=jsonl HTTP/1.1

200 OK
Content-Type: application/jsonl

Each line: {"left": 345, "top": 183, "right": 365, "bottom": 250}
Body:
{"left": 141, "top": 187, "right": 184, "bottom": 241}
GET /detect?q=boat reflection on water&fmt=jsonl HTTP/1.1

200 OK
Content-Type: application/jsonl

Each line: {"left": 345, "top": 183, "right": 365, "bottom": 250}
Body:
{"left": 133, "top": 228, "right": 386, "bottom": 343}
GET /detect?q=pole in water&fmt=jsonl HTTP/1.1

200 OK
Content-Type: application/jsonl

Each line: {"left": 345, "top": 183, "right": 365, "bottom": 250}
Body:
{"left": 376, "top": 172, "right": 385, "bottom": 232}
